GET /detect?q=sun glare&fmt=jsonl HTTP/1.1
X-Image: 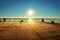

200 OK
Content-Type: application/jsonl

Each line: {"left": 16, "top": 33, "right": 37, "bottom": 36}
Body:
{"left": 29, "top": 18, "right": 32, "bottom": 21}
{"left": 27, "top": 9, "right": 34, "bottom": 22}
{"left": 27, "top": 18, "right": 33, "bottom": 23}
{"left": 28, "top": 9, "right": 34, "bottom": 16}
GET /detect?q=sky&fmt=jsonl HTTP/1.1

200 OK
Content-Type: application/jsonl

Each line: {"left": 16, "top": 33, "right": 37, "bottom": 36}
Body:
{"left": 0, "top": 0, "right": 60, "bottom": 18}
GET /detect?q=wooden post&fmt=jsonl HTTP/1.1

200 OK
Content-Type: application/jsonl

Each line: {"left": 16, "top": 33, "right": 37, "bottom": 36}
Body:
{"left": 41, "top": 18, "right": 44, "bottom": 22}
{"left": 20, "top": 20, "right": 23, "bottom": 23}
{"left": 3, "top": 18, "right": 6, "bottom": 22}
{"left": 51, "top": 21, "right": 54, "bottom": 23}
{"left": 51, "top": 18, "right": 55, "bottom": 23}
{"left": 0, "top": 19, "right": 1, "bottom": 22}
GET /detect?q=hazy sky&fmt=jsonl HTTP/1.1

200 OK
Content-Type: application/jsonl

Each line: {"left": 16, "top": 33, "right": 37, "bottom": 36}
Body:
{"left": 0, "top": 0, "right": 60, "bottom": 17}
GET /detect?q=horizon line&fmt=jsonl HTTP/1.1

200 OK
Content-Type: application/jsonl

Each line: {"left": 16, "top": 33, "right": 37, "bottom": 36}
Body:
{"left": 0, "top": 16, "right": 60, "bottom": 18}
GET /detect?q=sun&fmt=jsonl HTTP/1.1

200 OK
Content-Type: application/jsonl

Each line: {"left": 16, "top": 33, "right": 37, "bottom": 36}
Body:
{"left": 28, "top": 9, "right": 34, "bottom": 16}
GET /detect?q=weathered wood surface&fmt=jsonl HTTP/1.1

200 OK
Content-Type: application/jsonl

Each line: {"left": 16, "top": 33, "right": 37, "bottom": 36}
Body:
{"left": 0, "top": 22, "right": 60, "bottom": 40}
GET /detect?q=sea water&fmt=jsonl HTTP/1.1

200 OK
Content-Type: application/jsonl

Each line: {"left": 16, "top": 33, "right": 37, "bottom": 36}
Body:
{"left": 0, "top": 18, "right": 60, "bottom": 23}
